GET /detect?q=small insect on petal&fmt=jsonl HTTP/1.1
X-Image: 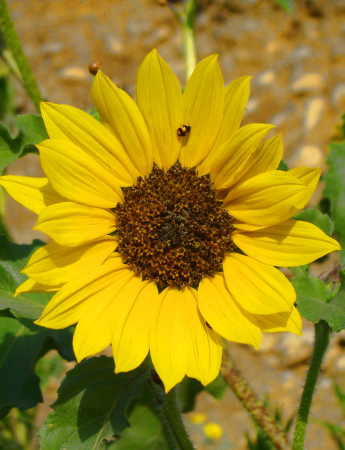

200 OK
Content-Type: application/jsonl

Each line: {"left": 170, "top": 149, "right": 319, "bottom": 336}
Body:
{"left": 177, "top": 123, "right": 191, "bottom": 137}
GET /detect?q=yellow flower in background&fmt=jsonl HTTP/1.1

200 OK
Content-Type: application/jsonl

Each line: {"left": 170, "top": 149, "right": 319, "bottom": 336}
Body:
{"left": 0, "top": 50, "right": 340, "bottom": 393}
{"left": 191, "top": 413, "right": 207, "bottom": 425}
{"left": 203, "top": 422, "right": 223, "bottom": 440}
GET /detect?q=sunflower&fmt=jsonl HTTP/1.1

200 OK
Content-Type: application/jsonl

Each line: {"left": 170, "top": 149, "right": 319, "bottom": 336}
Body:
{"left": 0, "top": 50, "right": 340, "bottom": 392}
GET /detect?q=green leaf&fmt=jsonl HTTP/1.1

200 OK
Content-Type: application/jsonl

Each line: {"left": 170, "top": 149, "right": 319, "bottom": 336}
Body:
{"left": 0, "top": 236, "right": 75, "bottom": 412}
{"left": 277, "top": 159, "right": 290, "bottom": 171}
{"left": 292, "top": 271, "right": 345, "bottom": 331}
{"left": 317, "top": 420, "right": 345, "bottom": 449}
{"left": 0, "top": 405, "right": 12, "bottom": 420}
{"left": 0, "top": 315, "right": 74, "bottom": 411}
{"left": 15, "top": 114, "right": 48, "bottom": 146}
{"left": 0, "top": 114, "right": 48, "bottom": 171}
{"left": 323, "top": 141, "right": 345, "bottom": 263}
{"left": 108, "top": 383, "right": 172, "bottom": 450}
{"left": 177, "top": 376, "right": 203, "bottom": 413}
{"left": 271, "top": 0, "right": 294, "bottom": 12}
{"left": 334, "top": 381, "right": 345, "bottom": 416}
{"left": 38, "top": 356, "right": 150, "bottom": 450}
{"left": 0, "top": 236, "right": 51, "bottom": 319}
{"left": 205, "top": 372, "right": 227, "bottom": 400}
{"left": 294, "top": 208, "right": 334, "bottom": 236}
{"left": 0, "top": 122, "right": 25, "bottom": 171}
{"left": 86, "top": 107, "right": 101, "bottom": 122}
{"left": 289, "top": 265, "right": 310, "bottom": 276}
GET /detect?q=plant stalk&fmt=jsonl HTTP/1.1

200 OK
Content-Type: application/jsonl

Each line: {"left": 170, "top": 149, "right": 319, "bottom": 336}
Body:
{"left": 221, "top": 346, "right": 291, "bottom": 450}
{"left": 0, "top": 0, "right": 44, "bottom": 112}
{"left": 169, "top": 0, "right": 197, "bottom": 82}
{"left": 292, "top": 320, "right": 331, "bottom": 449}
{"left": 148, "top": 373, "right": 195, "bottom": 450}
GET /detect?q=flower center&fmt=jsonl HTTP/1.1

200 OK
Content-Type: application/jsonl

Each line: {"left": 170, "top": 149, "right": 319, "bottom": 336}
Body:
{"left": 115, "top": 162, "right": 235, "bottom": 289}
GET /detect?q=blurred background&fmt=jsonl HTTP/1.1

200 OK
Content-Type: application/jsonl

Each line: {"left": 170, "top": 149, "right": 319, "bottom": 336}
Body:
{"left": 2, "top": 0, "right": 345, "bottom": 449}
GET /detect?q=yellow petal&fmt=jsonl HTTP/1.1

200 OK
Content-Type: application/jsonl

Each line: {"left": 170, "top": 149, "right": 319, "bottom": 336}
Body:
{"left": 73, "top": 272, "right": 150, "bottom": 363}
{"left": 287, "top": 167, "right": 321, "bottom": 209}
{"left": 73, "top": 313, "right": 112, "bottom": 362}
{"left": 15, "top": 278, "right": 62, "bottom": 296}
{"left": 254, "top": 306, "right": 302, "bottom": 335}
{"left": 35, "top": 255, "right": 129, "bottom": 329}
{"left": 136, "top": 49, "right": 182, "bottom": 170}
{"left": 179, "top": 55, "right": 224, "bottom": 168}
{"left": 38, "top": 139, "right": 122, "bottom": 208}
{"left": 232, "top": 222, "right": 267, "bottom": 232}
{"left": 233, "top": 219, "right": 341, "bottom": 266}
{"left": 197, "top": 76, "right": 251, "bottom": 175}
{"left": 113, "top": 280, "right": 158, "bottom": 373}
{"left": 34, "top": 202, "right": 116, "bottom": 247}
{"left": 41, "top": 102, "right": 139, "bottom": 185}
{"left": 198, "top": 273, "right": 262, "bottom": 348}
{"left": 22, "top": 237, "right": 117, "bottom": 285}
{"left": 216, "top": 134, "right": 283, "bottom": 200}
{"left": 149, "top": 286, "right": 192, "bottom": 393}
{"left": 91, "top": 70, "right": 153, "bottom": 176}
{"left": 211, "top": 124, "right": 274, "bottom": 190}
{"left": 223, "top": 253, "right": 295, "bottom": 315}
{"left": 223, "top": 171, "right": 308, "bottom": 227}
{"left": 184, "top": 288, "right": 223, "bottom": 386}
{"left": 0, "top": 176, "right": 65, "bottom": 214}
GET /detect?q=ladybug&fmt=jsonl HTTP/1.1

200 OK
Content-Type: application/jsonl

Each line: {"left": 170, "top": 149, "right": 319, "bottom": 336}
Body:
{"left": 177, "top": 123, "right": 191, "bottom": 137}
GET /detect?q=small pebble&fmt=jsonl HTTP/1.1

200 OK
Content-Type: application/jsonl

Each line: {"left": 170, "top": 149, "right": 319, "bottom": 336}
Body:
{"left": 105, "top": 36, "right": 124, "bottom": 55}
{"left": 256, "top": 70, "right": 275, "bottom": 87}
{"left": 270, "top": 110, "right": 289, "bottom": 127}
{"left": 259, "top": 334, "right": 279, "bottom": 352}
{"left": 331, "top": 39, "right": 345, "bottom": 57}
{"left": 145, "top": 27, "right": 169, "bottom": 47}
{"left": 281, "top": 370, "right": 297, "bottom": 389}
{"left": 318, "top": 377, "right": 332, "bottom": 390}
{"left": 60, "top": 67, "right": 89, "bottom": 80}
{"left": 244, "top": 97, "right": 260, "bottom": 114}
{"left": 301, "top": 328, "right": 314, "bottom": 346}
{"left": 303, "top": 97, "right": 326, "bottom": 133}
{"left": 331, "top": 83, "right": 345, "bottom": 106}
{"left": 292, "top": 74, "right": 324, "bottom": 95}
{"left": 292, "top": 145, "right": 324, "bottom": 167}
{"left": 41, "top": 42, "right": 63, "bottom": 55}
{"left": 290, "top": 46, "right": 312, "bottom": 61}
{"left": 278, "top": 333, "right": 311, "bottom": 365}
{"left": 336, "top": 354, "right": 345, "bottom": 370}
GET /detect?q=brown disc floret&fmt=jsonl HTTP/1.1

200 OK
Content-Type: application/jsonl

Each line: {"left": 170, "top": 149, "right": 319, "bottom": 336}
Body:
{"left": 115, "top": 162, "right": 235, "bottom": 289}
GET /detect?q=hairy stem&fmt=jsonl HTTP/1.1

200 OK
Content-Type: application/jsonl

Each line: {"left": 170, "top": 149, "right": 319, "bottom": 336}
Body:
{"left": 292, "top": 320, "right": 331, "bottom": 450}
{"left": 221, "top": 346, "right": 290, "bottom": 450}
{"left": 148, "top": 374, "right": 195, "bottom": 450}
{"left": 0, "top": 0, "right": 44, "bottom": 112}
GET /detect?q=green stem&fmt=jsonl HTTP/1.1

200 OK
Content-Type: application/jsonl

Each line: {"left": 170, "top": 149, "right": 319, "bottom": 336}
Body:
{"left": 0, "top": 0, "right": 44, "bottom": 112}
{"left": 221, "top": 346, "right": 290, "bottom": 450}
{"left": 148, "top": 373, "right": 195, "bottom": 450}
{"left": 169, "top": 0, "right": 197, "bottom": 83}
{"left": 292, "top": 320, "right": 331, "bottom": 450}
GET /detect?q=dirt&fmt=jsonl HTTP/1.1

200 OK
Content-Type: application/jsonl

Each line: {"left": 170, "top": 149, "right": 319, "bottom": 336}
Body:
{"left": 3, "top": 0, "right": 345, "bottom": 448}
